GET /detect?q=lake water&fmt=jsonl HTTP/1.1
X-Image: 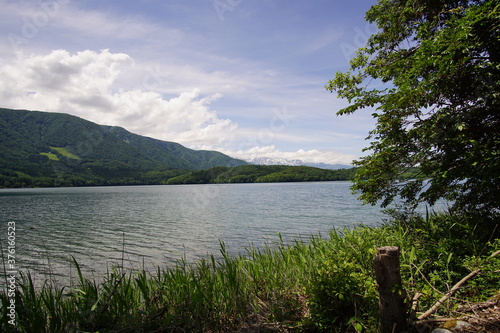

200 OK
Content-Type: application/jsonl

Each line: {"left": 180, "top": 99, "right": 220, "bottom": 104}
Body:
{"left": 0, "top": 182, "right": 392, "bottom": 285}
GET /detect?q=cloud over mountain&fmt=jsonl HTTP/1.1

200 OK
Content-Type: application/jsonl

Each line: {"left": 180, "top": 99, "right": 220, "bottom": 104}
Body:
{"left": 0, "top": 0, "right": 379, "bottom": 166}
{"left": 0, "top": 49, "right": 238, "bottom": 146}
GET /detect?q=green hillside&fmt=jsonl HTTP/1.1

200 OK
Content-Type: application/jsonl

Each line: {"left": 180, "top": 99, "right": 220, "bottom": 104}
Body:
{"left": 0, "top": 108, "right": 247, "bottom": 187}
{"left": 166, "top": 165, "right": 357, "bottom": 184}
{"left": 102, "top": 125, "right": 247, "bottom": 170}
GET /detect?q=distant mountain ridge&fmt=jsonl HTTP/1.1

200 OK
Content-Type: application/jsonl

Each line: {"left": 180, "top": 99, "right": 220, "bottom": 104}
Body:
{"left": 244, "top": 157, "right": 352, "bottom": 170}
{"left": 0, "top": 108, "right": 247, "bottom": 187}
{"left": 166, "top": 165, "right": 357, "bottom": 184}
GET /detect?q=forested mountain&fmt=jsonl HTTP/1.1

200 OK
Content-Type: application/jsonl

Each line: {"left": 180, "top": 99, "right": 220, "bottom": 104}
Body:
{"left": 166, "top": 165, "right": 357, "bottom": 184}
{"left": 0, "top": 108, "right": 247, "bottom": 187}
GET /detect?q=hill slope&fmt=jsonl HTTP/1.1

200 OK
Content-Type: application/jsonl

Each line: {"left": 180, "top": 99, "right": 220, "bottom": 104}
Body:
{"left": 166, "top": 165, "right": 357, "bottom": 184}
{"left": 0, "top": 108, "right": 247, "bottom": 187}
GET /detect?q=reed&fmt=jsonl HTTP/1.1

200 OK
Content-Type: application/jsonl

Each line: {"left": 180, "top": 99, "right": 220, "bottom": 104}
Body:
{"left": 0, "top": 211, "right": 497, "bottom": 332}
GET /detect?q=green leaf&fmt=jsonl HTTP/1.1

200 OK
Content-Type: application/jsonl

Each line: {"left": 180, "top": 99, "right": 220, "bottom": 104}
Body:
{"left": 326, "top": 0, "right": 500, "bottom": 223}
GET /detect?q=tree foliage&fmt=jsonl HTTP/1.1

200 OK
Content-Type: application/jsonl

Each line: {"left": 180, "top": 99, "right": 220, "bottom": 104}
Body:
{"left": 327, "top": 0, "right": 500, "bottom": 221}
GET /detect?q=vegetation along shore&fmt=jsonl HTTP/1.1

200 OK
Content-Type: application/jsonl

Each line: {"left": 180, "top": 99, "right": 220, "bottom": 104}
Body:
{"left": 0, "top": 211, "right": 498, "bottom": 332}
{"left": 1, "top": 0, "right": 499, "bottom": 331}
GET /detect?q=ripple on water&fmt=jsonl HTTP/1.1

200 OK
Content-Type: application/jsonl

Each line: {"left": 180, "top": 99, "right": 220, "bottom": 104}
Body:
{"left": 1, "top": 182, "right": 394, "bottom": 287}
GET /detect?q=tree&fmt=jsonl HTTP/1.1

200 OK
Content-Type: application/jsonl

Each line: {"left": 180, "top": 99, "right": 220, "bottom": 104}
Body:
{"left": 327, "top": 0, "right": 499, "bottom": 221}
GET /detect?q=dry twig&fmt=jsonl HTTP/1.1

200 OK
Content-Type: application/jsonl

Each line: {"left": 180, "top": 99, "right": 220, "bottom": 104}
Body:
{"left": 417, "top": 249, "right": 500, "bottom": 321}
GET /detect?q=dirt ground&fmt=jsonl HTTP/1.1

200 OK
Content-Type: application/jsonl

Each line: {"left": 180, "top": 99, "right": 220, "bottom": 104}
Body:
{"left": 421, "top": 299, "right": 500, "bottom": 333}
{"left": 454, "top": 300, "right": 500, "bottom": 333}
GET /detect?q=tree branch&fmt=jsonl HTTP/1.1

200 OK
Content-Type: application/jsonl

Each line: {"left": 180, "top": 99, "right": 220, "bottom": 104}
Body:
{"left": 417, "top": 249, "right": 500, "bottom": 320}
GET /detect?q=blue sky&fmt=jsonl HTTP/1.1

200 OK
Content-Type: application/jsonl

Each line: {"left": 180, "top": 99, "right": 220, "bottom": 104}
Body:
{"left": 0, "top": 0, "right": 380, "bottom": 165}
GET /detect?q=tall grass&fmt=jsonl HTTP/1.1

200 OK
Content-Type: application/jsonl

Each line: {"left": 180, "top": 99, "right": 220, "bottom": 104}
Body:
{"left": 1, "top": 210, "right": 498, "bottom": 332}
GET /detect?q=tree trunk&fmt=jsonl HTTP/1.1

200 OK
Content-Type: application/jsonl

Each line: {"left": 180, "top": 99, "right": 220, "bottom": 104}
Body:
{"left": 374, "top": 246, "right": 408, "bottom": 333}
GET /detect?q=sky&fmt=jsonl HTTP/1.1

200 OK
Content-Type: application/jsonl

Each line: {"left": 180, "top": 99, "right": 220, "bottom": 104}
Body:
{"left": 0, "top": 0, "right": 380, "bottom": 165}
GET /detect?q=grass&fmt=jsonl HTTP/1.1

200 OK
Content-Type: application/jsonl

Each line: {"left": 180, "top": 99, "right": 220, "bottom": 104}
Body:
{"left": 50, "top": 147, "right": 80, "bottom": 160}
{"left": 39, "top": 153, "right": 59, "bottom": 161}
{"left": 0, "top": 210, "right": 498, "bottom": 332}
{"left": 39, "top": 147, "right": 80, "bottom": 161}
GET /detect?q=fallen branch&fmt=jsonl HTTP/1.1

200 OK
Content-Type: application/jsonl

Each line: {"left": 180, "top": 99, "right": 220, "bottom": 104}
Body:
{"left": 457, "top": 300, "right": 499, "bottom": 313}
{"left": 417, "top": 269, "right": 481, "bottom": 320}
{"left": 411, "top": 292, "right": 422, "bottom": 313}
{"left": 417, "top": 248, "right": 500, "bottom": 320}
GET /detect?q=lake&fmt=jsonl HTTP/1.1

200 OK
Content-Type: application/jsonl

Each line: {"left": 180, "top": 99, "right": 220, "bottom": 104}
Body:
{"left": 0, "top": 182, "right": 392, "bottom": 285}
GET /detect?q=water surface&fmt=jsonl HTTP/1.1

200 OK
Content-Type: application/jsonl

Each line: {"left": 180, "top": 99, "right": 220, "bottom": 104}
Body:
{"left": 0, "top": 182, "right": 389, "bottom": 284}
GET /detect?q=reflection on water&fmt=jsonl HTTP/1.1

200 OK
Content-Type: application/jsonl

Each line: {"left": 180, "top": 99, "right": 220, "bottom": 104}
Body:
{"left": 0, "top": 182, "right": 388, "bottom": 285}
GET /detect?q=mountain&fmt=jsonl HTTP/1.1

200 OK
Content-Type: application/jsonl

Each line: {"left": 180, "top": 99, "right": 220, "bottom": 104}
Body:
{"left": 244, "top": 157, "right": 352, "bottom": 170}
{"left": 0, "top": 108, "right": 247, "bottom": 187}
{"left": 166, "top": 165, "right": 357, "bottom": 184}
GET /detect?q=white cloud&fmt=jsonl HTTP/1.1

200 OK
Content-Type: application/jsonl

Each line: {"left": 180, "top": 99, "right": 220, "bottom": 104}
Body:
{"left": 0, "top": 0, "right": 381, "bottom": 166}
{"left": 224, "top": 145, "right": 356, "bottom": 165}
{"left": 0, "top": 49, "right": 238, "bottom": 146}
{"left": 0, "top": 48, "right": 371, "bottom": 165}
{"left": 296, "top": 30, "right": 343, "bottom": 56}
{"left": 57, "top": 7, "right": 165, "bottom": 41}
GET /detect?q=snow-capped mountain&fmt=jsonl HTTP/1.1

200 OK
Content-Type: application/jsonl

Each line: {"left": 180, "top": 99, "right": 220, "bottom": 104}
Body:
{"left": 244, "top": 157, "right": 352, "bottom": 170}
{"left": 245, "top": 157, "right": 303, "bottom": 166}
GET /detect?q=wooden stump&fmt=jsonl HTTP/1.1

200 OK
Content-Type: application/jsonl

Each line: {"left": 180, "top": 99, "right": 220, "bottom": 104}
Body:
{"left": 374, "top": 246, "right": 408, "bottom": 333}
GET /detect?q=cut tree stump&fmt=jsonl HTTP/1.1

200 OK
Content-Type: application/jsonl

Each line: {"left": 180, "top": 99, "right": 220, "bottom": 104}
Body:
{"left": 374, "top": 246, "right": 408, "bottom": 333}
